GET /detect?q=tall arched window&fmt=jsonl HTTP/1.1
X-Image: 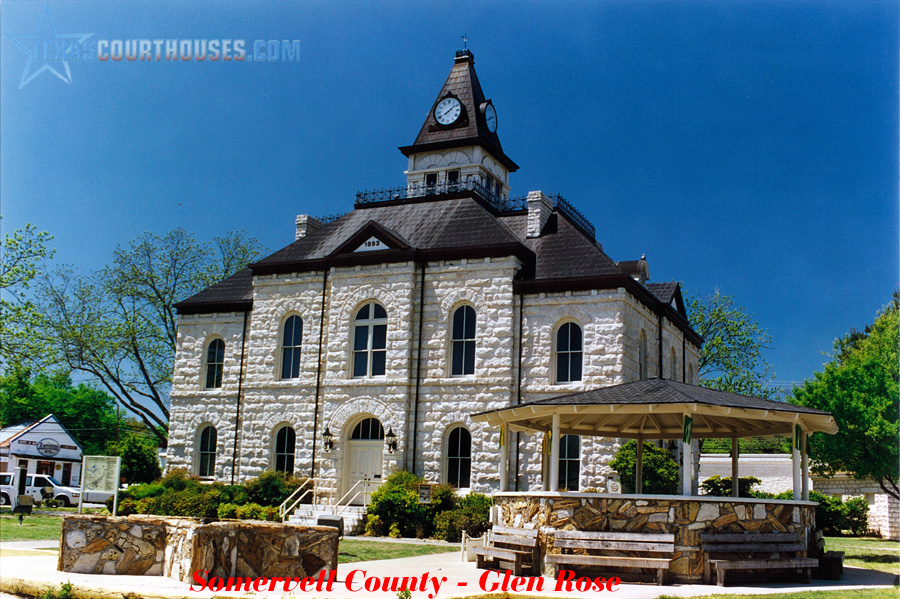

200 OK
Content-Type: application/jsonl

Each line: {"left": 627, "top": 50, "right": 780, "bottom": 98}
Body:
{"left": 274, "top": 426, "right": 296, "bottom": 474}
{"left": 205, "top": 339, "right": 225, "bottom": 389}
{"left": 639, "top": 331, "right": 648, "bottom": 380}
{"left": 558, "top": 434, "right": 581, "bottom": 491}
{"left": 556, "top": 322, "right": 583, "bottom": 383}
{"left": 446, "top": 427, "right": 472, "bottom": 488}
{"left": 281, "top": 315, "right": 303, "bottom": 379}
{"left": 197, "top": 425, "right": 217, "bottom": 477}
{"left": 451, "top": 305, "right": 476, "bottom": 376}
{"left": 353, "top": 302, "right": 387, "bottom": 377}
{"left": 688, "top": 363, "right": 695, "bottom": 384}
{"left": 669, "top": 347, "right": 677, "bottom": 381}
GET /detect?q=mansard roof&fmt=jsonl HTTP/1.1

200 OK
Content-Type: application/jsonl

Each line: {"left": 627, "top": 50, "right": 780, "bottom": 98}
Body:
{"left": 175, "top": 192, "right": 699, "bottom": 345}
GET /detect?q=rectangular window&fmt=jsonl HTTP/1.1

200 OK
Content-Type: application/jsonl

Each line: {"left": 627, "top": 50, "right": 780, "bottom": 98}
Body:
{"left": 447, "top": 170, "right": 460, "bottom": 191}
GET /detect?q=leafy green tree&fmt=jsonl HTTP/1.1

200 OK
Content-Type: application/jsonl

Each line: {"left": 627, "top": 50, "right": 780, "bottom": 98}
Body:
{"left": 107, "top": 434, "right": 162, "bottom": 484}
{"left": 791, "top": 299, "right": 899, "bottom": 501}
{"left": 687, "top": 290, "right": 775, "bottom": 397}
{"left": 609, "top": 440, "right": 680, "bottom": 495}
{"left": 40, "top": 229, "right": 265, "bottom": 444}
{"left": 0, "top": 225, "right": 54, "bottom": 367}
{"left": 0, "top": 369, "right": 118, "bottom": 455}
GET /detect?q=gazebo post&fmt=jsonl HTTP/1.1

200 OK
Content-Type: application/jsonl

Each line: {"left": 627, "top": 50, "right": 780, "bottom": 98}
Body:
{"left": 550, "top": 414, "right": 561, "bottom": 492}
{"left": 635, "top": 436, "right": 643, "bottom": 494}
{"left": 499, "top": 424, "right": 508, "bottom": 492}
{"left": 731, "top": 437, "right": 740, "bottom": 498}
{"left": 792, "top": 424, "right": 802, "bottom": 500}
{"left": 682, "top": 415, "right": 693, "bottom": 496}
{"left": 801, "top": 430, "right": 809, "bottom": 501}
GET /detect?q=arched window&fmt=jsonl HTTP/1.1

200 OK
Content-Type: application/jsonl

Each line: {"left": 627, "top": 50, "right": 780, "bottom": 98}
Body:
{"left": 205, "top": 339, "right": 225, "bottom": 389}
{"left": 688, "top": 363, "right": 695, "bottom": 384}
{"left": 558, "top": 434, "right": 580, "bottom": 491}
{"left": 352, "top": 302, "right": 387, "bottom": 377}
{"left": 555, "top": 322, "right": 583, "bottom": 383}
{"left": 197, "top": 425, "right": 217, "bottom": 477}
{"left": 351, "top": 417, "right": 385, "bottom": 440}
{"left": 451, "top": 305, "right": 476, "bottom": 376}
{"left": 669, "top": 347, "right": 677, "bottom": 381}
{"left": 274, "top": 426, "right": 296, "bottom": 474}
{"left": 446, "top": 427, "right": 472, "bottom": 488}
{"left": 281, "top": 315, "right": 303, "bottom": 379}
{"left": 639, "top": 330, "right": 648, "bottom": 380}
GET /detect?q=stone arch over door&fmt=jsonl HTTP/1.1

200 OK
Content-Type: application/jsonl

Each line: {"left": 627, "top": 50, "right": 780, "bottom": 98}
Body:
{"left": 328, "top": 397, "right": 397, "bottom": 503}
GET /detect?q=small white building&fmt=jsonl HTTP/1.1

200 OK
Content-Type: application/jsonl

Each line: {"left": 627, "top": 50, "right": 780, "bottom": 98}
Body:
{"left": 0, "top": 414, "right": 83, "bottom": 486}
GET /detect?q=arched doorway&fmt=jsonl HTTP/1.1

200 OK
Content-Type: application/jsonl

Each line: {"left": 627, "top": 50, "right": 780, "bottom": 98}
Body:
{"left": 347, "top": 417, "right": 384, "bottom": 505}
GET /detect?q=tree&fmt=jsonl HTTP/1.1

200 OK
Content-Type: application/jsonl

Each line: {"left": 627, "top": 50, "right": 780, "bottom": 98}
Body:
{"left": 108, "top": 434, "right": 162, "bottom": 484}
{"left": 0, "top": 369, "right": 119, "bottom": 455}
{"left": 609, "top": 440, "right": 680, "bottom": 495}
{"left": 791, "top": 299, "right": 899, "bottom": 501}
{"left": 40, "top": 228, "right": 265, "bottom": 444}
{"left": 687, "top": 290, "right": 775, "bottom": 397}
{"left": 0, "top": 224, "right": 54, "bottom": 367}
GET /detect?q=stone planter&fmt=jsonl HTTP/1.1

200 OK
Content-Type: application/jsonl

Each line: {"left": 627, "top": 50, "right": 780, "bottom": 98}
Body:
{"left": 59, "top": 515, "right": 338, "bottom": 583}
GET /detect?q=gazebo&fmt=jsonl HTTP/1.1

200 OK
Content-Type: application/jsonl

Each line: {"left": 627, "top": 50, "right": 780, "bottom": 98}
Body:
{"left": 471, "top": 379, "right": 839, "bottom": 583}
{"left": 473, "top": 378, "right": 837, "bottom": 499}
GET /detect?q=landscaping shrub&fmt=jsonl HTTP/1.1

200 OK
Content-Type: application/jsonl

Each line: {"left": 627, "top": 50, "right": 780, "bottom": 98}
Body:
{"left": 244, "top": 471, "right": 308, "bottom": 506}
{"left": 364, "top": 514, "right": 384, "bottom": 536}
{"left": 844, "top": 496, "right": 870, "bottom": 536}
{"left": 609, "top": 440, "right": 680, "bottom": 494}
{"left": 701, "top": 475, "right": 762, "bottom": 497}
{"left": 366, "top": 471, "right": 428, "bottom": 538}
{"left": 433, "top": 493, "right": 491, "bottom": 542}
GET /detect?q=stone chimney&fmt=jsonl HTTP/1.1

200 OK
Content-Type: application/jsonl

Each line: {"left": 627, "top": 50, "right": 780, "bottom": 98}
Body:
{"left": 295, "top": 215, "right": 323, "bottom": 240}
{"left": 526, "top": 191, "right": 553, "bottom": 238}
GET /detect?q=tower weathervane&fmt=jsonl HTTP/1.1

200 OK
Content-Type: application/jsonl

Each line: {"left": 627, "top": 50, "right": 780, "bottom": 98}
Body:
{"left": 462, "top": 33, "right": 468, "bottom": 51}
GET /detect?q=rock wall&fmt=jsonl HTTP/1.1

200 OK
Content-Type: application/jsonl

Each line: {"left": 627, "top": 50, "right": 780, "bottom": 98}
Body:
{"left": 59, "top": 515, "right": 339, "bottom": 583}
{"left": 494, "top": 492, "right": 816, "bottom": 583}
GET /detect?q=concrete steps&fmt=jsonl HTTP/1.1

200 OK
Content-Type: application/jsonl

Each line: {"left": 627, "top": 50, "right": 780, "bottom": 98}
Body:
{"left": 287, "top": 504, "right": 367, "bottom": 536}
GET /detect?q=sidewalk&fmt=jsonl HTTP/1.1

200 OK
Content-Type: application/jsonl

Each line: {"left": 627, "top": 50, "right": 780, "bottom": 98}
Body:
{"left": 0, "top": 545, "right": 896, "bottom": 599}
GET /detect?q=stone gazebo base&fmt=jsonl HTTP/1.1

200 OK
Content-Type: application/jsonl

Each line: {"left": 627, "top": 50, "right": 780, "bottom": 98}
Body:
{"left": 494, "top": 492, "right": 817, "bottom": 584}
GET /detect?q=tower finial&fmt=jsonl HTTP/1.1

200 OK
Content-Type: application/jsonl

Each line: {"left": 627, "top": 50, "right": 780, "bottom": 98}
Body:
{"left": 461, "top": 33, "right": 468, "bottom": 51}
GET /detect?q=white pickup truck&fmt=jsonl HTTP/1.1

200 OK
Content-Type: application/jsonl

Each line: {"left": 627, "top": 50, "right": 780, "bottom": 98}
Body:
{"left": 0, "top": 472, "right": 84, "bottom": 507}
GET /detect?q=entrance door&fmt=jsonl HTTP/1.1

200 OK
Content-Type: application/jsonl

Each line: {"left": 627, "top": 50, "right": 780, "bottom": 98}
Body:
{"left": 347, "top": 418, "right": 385, "bottom": 505}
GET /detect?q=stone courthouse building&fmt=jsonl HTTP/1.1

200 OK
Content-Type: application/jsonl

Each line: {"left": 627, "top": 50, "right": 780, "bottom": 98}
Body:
{"left": 166, "top": 51, "right": 702, "bottom": 500}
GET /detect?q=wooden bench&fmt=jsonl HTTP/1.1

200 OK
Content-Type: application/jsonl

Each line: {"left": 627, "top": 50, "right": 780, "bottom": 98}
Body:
{"left": 701, "top": 532, "right": 819, "bottom": 586}
{"left": 546, "top": 530, "right": 676, "bottom": 585}
{"left": 472, "top": 526, "right": 540, "bottom": 576}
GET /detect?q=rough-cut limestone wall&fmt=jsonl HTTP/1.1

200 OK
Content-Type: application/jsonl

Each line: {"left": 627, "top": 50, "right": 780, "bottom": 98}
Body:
{"left": 59, "top": 515, "right": 339, "bottom": 583}
{"left": 493, "top": 493, "right": 815, "bottom": 583}
{"left": 59, "top": 515, "right": 169, "bottom": 576}
{"left": 813, "top": 475, "right": 899, "bottom": 540}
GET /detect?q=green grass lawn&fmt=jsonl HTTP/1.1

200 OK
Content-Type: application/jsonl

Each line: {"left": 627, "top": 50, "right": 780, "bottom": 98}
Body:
{"left": 825, "top": 536, "right": 900, "bottom": 575}
{"left": 0, "top": 512, "right": 64, "bottom": 542}
{"left": 338, "top": 539, "right": 456, "bottom": 563}
{"left": 657, "top": 591, "right": 897, "bottom": 599}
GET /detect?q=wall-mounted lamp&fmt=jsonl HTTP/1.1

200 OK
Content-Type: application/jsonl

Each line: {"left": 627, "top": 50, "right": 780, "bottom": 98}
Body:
{"left": 385, "top": 427, "right": 397, "bottom": 454}
{"left": 323, "top": 427, "right": 334, "bottom": 452}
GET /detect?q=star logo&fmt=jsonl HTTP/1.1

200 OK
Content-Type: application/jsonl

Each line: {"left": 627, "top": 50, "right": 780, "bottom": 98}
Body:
{"left": 5, "top": 3, "right": 93, "bottom": 89}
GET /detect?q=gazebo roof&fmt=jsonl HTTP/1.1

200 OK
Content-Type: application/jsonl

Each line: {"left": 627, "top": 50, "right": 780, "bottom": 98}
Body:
{"left": 472, "top": 379, "right": 838, "bottom": 439}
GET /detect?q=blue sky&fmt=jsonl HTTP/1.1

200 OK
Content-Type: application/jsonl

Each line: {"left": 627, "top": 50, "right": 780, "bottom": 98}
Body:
{"left": 2, "top": 0, "right": 897, "bottom": 389}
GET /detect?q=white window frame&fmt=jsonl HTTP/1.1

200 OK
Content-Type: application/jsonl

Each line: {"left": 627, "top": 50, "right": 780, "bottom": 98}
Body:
{"left": 554, "top": 320, "right": 583, "bottom": 384}
{"left": 351, "top": 302, "right": 388, "bottom": 378}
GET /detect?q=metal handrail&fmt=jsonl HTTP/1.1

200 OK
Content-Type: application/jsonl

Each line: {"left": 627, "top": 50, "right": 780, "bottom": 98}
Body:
{"left": 278, "top": 477, "right": 317, "bottom": 521}
{"left": 332, "top": 479, "right": 364, "bottom": 510}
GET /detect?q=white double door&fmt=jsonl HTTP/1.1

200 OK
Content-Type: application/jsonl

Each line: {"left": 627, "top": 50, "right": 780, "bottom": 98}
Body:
{"left": 347, "top": 440, "right": 383, "bottom": 505}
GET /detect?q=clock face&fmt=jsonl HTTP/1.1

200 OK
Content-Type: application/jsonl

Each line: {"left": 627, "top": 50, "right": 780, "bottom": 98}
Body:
{"left": 434, "top": 97, "right": 462, "bottom": 125}
{"left": 484, "top": 103, "right": 497, "bottom": 133}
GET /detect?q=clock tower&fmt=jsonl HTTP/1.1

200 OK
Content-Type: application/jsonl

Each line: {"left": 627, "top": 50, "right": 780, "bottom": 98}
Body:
{"left": 399, "top": 50, "right": 518, "bottom": 202}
